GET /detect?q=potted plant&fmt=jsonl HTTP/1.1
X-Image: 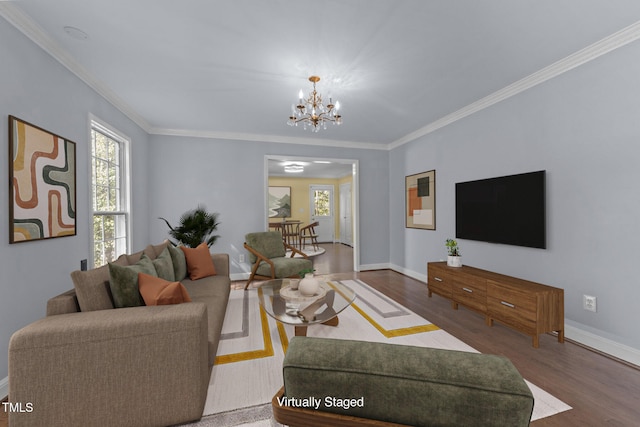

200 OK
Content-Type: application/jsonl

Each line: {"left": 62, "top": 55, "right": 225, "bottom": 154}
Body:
{"left": 445, "top": 238, "right": 462, "bottom": 267}
{"left": 159, "top": 205, "right": 220, "bottom": 248}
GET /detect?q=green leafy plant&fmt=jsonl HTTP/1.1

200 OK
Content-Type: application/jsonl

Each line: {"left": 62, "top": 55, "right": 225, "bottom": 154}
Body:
{"left": 159, "top": 205, "right": 220, "bottom": 248}
{"left": 298, "top": 268, "right": 316, "bottom": 277}
{"left": 445, "top": 239, "right": 461, "bottom": 257}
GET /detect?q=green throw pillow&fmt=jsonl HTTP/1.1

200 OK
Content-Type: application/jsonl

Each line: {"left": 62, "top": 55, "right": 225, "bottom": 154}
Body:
{"left": 109, "top": 254, "right": 157, "bottom": 308}
{"left": 152, "top": 247, "right": 176, "bottom": 281}
{"left": 167, "top": 244, "right": 188, "bottom": 281}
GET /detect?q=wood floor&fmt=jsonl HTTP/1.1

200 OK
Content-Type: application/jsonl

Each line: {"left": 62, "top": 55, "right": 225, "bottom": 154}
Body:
{"left": 3, "top": 243, "right": 639, "bottom": 426}
{"left": 315, "top": 244, "right": 640, "bottom": 427}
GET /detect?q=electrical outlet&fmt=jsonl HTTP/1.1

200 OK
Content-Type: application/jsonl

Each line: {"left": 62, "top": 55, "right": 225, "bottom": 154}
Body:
{"left": 583, "top": 295, "right": 597, "bottom": 312}
{"left": 239, "top": 254, "right": 245, "bottom": 263}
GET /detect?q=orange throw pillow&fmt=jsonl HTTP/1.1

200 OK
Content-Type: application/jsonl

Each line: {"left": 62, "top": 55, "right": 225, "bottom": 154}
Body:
{"left": 138, "top": 273, "right": 192, "bottom": 306}
{"left": 180, "top": 243, "right": 217, "bottom": 280}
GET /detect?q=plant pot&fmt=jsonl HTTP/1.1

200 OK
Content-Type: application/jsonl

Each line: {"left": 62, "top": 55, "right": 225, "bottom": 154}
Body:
{"left": 299, "top": 273, "right": 320, "bottom": 296}
{"left": 447, "top": 256, "right": 462, "bottom": 268}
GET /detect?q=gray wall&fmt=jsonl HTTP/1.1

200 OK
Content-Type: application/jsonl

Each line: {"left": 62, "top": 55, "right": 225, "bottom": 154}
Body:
{"left": 3, "top": 5, "right": 640, "bottom": 384}
{"left": 0, "top": 19, "right": 150, "bottom": 380}
{"left": 389, "top": 40, "right": 640, "bottom": 350}
{"left": 146, "top": 135, "right": 390, "bottom": 274}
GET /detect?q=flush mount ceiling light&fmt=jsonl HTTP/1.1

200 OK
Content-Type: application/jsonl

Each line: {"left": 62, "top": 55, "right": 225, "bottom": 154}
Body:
{"left": 284, "top": 165, "right": 304, "bottom": 173}
{"left": 282, "top": 161, "right": 306, "bottom": 173}
{"left": 287, "top": 76, "right": 342, "bottom": 132}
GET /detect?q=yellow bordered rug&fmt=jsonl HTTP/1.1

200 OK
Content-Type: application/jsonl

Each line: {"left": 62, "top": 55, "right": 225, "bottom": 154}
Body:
{"left": 201, "top": 280, "right": 571, "bottom": 421}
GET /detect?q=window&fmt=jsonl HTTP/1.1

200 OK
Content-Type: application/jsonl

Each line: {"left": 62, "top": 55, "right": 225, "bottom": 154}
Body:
{"left": 312, "top": 189, "right": 331, "bottom": 217}
{"left": 90, "top": 119, "right": 130, "bottom": 267}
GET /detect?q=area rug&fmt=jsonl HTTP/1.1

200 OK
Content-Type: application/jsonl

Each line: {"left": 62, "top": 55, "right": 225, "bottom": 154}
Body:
{"left": 285, "top": 247, "right": 325, "bottom": 257}
{"left": 194, "top": 279, "right": 571, "bottom": 426}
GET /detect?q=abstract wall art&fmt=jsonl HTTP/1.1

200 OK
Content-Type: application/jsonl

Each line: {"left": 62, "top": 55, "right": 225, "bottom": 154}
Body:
{"left": 9, "top": 116, "right": 77, "bottom": 243}
{"left": 406, "top": 170, "right": 435, "bottom": 230}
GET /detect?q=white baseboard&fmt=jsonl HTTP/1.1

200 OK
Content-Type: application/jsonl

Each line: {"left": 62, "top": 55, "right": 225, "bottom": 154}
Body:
{"left": 564, "top": 324, "right": 640, "bottom": 367}
{"left": 1, "top": 375, "right": 8, "bottom": 400}
{"left": 359, "top": 263, "right": 391, "bottom": 271}
{"left": 230, "top": 272, "right": 250, "bottom": 281}
{"left": 389, "top": 264, "right": 428, "bottom": 283}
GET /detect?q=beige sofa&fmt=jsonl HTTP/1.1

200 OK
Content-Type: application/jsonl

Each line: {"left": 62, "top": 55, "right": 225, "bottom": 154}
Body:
{"left": 8, "top": 241, "right": 230, "bottom": 427}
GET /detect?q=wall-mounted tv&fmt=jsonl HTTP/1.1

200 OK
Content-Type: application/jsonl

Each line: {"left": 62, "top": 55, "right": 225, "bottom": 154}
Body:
{"left": 455, "top": 171, "right": 546, "bottom": 249}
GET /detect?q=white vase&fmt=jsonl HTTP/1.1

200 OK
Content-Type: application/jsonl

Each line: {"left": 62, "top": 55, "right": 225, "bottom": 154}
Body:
{"left": 298, "top": 273, "right": 320, "bottom": 296}
{"left": 447, "top": 256, "right": 462, "bottom": 268}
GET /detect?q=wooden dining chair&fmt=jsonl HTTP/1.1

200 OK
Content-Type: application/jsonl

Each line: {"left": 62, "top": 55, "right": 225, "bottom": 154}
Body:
{"left": 299, "top": 221, "right": 320, "bottom": 251}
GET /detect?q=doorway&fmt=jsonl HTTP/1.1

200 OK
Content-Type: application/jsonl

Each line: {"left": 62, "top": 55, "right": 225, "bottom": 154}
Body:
{"left": 310, "top": 184, "right": 334, "bottom": 242}
{"left": 265, "top": 155, "right": 359, "bottom": 271}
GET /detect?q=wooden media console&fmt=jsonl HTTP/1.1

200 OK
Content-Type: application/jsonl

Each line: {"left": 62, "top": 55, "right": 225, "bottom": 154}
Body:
{"left": 427, "top": 262, "right": 564, "bottom": 348}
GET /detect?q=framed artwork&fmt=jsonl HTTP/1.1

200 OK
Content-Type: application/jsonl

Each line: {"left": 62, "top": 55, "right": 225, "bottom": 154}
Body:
{"left": 406, "top": 170, "right": 435, "bottom": 230}
{"left": 8, "top": 116, "right": 77, "bottom": 243}
{"left": 268, "top": 186, "right": 291, "bottom": 218}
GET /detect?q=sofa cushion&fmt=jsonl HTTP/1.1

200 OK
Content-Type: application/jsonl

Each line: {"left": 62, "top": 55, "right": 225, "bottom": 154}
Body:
{"left": 180, "top": 243, "right": 217, "bottom": 280}
{"left": 109, "top": 254, "right": 157, "bottom": 308}
{"left": 167, "top": 244, "right": 188, "bottom": 281}
{"left": 152, "top": 247, "right": 176, "bottom": 281}
{"left": 182, "top": 276, "right": 230, "bottom": 365}
{"left": 145, "top": 241, "right": 169, "bottom": 259}
{"left": 71, "top": 254, "right": 128, "bottom": 312}
{"left": 245, "top": 231, "right": 286, "bottom": 263}
{"left": 256, "top": 257, "right": 312, "bottom": 279}
{"left": 138, "top": 273, "right": 191, "bottom": 305}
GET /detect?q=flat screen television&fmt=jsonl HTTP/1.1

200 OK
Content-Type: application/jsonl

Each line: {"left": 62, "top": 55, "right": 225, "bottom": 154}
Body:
{"left": 455, "top": 170, "right": 546, "bottom": 249}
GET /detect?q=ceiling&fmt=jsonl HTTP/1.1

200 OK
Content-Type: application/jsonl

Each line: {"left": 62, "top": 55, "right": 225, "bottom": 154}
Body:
{"left": 3, "top": 1, "right": 640, "bottom": 150}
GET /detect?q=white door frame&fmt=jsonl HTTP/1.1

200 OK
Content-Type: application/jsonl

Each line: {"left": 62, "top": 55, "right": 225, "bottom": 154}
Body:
{"left": 264, "top": 155, "right": 360, "bottom": 272}
{"left": 339, "top": 182, "right": 353, "bottom": 246}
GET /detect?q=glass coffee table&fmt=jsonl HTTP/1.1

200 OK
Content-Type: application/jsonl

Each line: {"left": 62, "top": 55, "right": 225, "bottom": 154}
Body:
{"left": 257, "top": 278, "right": 356, "bottom": 336}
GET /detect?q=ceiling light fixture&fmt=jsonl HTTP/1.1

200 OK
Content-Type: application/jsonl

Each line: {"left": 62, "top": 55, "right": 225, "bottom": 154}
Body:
{"left": 284, "top": 165, "right": 304, "bottom": 173}
{"left": 287, "top": 76, "right": 342, "bottom": 132}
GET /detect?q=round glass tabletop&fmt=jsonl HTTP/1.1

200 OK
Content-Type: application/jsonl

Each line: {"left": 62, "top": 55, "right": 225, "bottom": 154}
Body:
{"left": 257, "top": 278, "right": 356, "bottom": 326}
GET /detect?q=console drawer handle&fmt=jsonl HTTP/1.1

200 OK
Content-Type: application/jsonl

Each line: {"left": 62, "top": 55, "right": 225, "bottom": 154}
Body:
{"left": 434, "top": 277, "right": 443, "bottom": 282}
{"left": 462, "top": 287, "right": 473, "bottom": 293}
{"left": 501, "top": 301, "right": 515, "bottom": 308}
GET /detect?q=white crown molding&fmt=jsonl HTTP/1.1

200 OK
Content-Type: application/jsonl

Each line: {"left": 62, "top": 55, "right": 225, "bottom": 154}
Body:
{"left": 3, "top": 3, "right": 640, "bottom": 150}
{"left": 389, "top": 19, "right": 640, "bottom": 150}
{"left": 149, "top": 127, "right": 388, "bottom": 150}
{"left": 0, "top": 3, "right": 152, "bottom": 133}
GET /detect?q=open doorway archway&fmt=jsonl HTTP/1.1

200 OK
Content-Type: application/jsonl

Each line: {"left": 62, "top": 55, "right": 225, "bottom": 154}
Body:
{"left": 264, "top": 155, "right": 360, "bottom": 272}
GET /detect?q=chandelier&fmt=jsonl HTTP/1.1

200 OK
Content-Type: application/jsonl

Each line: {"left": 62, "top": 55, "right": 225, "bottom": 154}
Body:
{"left": 287, "top": 76, "right": 342, "bottom": 132}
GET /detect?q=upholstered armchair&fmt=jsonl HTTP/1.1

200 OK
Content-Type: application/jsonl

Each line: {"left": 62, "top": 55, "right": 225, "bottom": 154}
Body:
{"left": 244, "top": 231, "right": 313, "bottom": 289}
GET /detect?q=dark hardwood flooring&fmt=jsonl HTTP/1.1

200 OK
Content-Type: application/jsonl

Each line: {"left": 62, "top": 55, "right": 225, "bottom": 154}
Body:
{"left": 3, "top": 243, "right": 639, "bottom": 426}
{"left": 315, "top": 244, "right": 640, "bottom": 427}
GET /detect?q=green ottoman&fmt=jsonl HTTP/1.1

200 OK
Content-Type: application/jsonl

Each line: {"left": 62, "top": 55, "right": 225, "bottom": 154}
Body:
{"left": 277, "top": 337, "right": 533, "bottom": 427}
